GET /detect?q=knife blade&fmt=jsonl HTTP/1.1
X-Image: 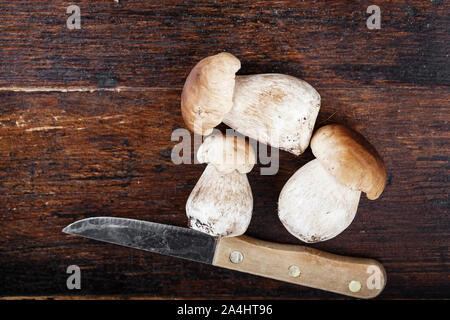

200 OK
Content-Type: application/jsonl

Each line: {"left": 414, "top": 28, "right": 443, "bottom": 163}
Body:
{"left": 62, "top": 217, "right": 217, "bottom": 264}
{"left": 63, "top": 217, "right": 386, "bottom": 299}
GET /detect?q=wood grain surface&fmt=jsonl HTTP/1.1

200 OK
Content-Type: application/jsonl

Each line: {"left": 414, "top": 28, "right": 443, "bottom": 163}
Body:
{"left": 0, "top": 0, "right": 448, "bottom": 299}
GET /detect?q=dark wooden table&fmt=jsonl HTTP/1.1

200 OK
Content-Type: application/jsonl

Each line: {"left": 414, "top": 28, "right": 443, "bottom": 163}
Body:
{"left": 0, "top": 0, "right": 448, "bottom": 299}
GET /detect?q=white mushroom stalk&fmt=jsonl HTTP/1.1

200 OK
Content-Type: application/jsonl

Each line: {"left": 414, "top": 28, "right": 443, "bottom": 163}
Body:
{"left": 181, "top": 52, "right": 321, "bottom": 155}
{"left": 278, "top": 159, "right": 361, "bottom": 243}
{"left": 278, "top": 124, "right": 387, "bottom": 243}
{"left": 186, "top": 134, "right": 256, "bottom": 237}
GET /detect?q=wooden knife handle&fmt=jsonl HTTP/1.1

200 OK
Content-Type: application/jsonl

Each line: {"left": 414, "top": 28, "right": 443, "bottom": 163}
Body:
{"left": 212, "top": 235, "right": 386, "bottom": 299}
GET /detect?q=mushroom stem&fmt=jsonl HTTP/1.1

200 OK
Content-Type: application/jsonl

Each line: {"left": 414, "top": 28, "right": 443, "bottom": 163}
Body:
{"left": 186, "top": 164, "right": 253, "bottom": 237}
{"left": 181, "top": 53, "right": 320, "bottom": 154}
{"left": 223, "top": 74, "right": 320, "bottom": 155}
{"left": 278, "top": 159, "right": 361, "bottom": 243}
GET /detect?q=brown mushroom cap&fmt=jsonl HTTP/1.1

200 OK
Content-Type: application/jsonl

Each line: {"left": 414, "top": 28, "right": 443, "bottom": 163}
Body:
{"left": 197, "top": 134, "right": 256, "bottom": 174}
{"left": 310, "top": 124, "right": 387, "bottom": 200}
{"left": 181, "top": 52, "right": 241, "bottom": 135}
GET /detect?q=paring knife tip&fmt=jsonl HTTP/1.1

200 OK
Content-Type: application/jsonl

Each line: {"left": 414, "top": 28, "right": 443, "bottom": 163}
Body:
{"left": 62, "top": 225, "right": 72, "bottom": 234}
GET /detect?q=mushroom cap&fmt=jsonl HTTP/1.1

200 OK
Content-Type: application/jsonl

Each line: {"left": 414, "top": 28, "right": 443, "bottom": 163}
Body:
{"left": 181, "top": 52, "right": 241, "bottom": 135}
{"left": 197, "top": 133, "right": 256, "bottom": 174}
{"left": 310, "top": 124, "right": 387, "bottom": 200}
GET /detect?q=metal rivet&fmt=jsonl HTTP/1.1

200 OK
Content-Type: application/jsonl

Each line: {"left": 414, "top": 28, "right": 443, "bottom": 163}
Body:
{"left": 229, "top": 251, "right": 243, "bottom": 264}
{"left": 288, "top": 265, "right": 301, "bottom": 278}
{"left": 349, "top": 280, "right": 361, "bottom": 293}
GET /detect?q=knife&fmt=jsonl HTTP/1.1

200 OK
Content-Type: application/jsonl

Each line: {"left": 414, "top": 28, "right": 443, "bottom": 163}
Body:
{"left": 62, "top": 217, "right": 386, "bottom": 298}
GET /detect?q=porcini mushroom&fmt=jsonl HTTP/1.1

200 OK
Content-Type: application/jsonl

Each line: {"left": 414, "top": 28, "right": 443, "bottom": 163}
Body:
{"left": 186, "top": 133, "right": 256, "bottom": 237}
{"left": 181, "top": 52, "right": 321, "bottom": 155}
{"left": 278, "top": 124, "right": 387, "bottom": 243}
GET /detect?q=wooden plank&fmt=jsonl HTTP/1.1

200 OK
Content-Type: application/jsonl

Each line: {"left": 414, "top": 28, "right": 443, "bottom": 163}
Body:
{"left": 0, "top": 0, "right": 448, "bottom": 300}
{"left": 0, "top": 0, "right": 448, "bottom": 89}
{"left": 0, "top": 85, "right": 448, "bottom": 298}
